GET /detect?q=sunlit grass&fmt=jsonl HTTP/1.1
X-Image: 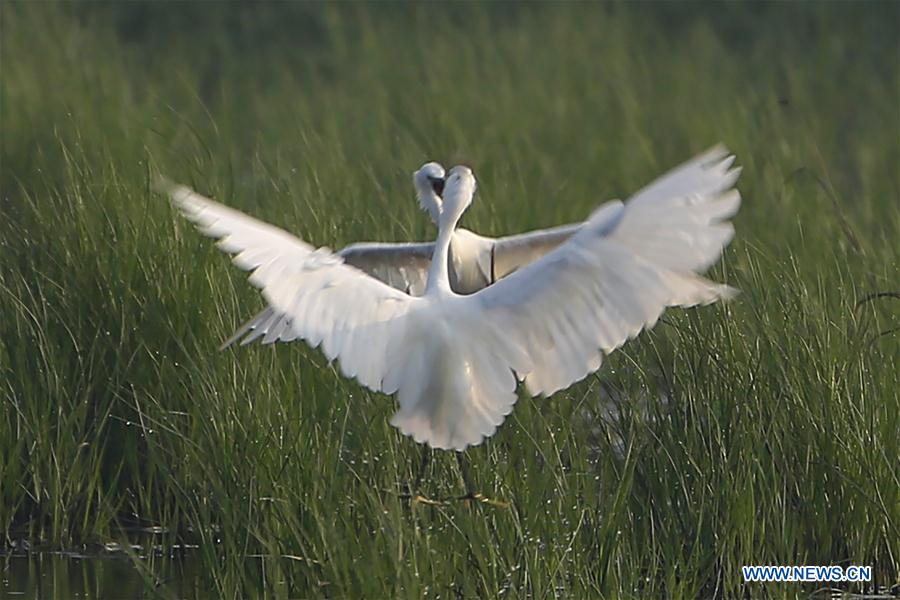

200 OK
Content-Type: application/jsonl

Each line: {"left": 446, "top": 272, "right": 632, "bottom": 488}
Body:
{"left": 1, "top": 2, "right": 897, "bottom": 598}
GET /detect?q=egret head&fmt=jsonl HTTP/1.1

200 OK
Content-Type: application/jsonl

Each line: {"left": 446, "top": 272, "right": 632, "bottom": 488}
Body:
{"left": 440, "top": 165, "right": 476, "bottom": 226}
{"left": 413, "top": 162, "right": 445, "bottom": 223}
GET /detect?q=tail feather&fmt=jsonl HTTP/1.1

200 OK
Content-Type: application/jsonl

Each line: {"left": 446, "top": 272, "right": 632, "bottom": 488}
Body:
{"left": 387, "top": 318, "right": 521, "bottom": 451}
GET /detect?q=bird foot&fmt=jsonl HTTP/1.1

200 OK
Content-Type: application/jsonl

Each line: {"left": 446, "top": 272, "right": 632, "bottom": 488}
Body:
{"left": 392, "top": 490, "right": 444, "bottom": 506}
{"left": 456, "top": 492, "right": 509, "bottom": 509}
{"left": 412, "top": 494, "right": 443, "bottom": 506}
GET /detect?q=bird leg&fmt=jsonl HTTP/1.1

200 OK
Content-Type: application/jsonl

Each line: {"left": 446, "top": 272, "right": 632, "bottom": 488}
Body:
{"left": 414, "top": 446, "right": 431, "bottom": 490}
{"left": 405, "top": 446, "right": 442, "bottom": 505}
{"left": 455, "top": 452, "right": 509, "bottom": 508}
{"left": 394, "top": 448, "right": 507, "bottom": 508}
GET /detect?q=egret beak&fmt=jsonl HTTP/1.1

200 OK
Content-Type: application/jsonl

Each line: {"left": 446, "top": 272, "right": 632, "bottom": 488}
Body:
{"left": 428, "top": 176, "right": 445, "bottom": 197}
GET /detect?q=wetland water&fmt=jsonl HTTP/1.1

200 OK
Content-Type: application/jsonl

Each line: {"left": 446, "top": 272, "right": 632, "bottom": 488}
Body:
{"left": 3, "top": 537, "right": 204, "bottom": 598}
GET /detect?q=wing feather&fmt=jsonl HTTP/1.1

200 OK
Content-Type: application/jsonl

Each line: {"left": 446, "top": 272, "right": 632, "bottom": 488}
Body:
{"left": 470, "top": 147, "right": 741, "bottom": 398}
{"left": 491, "top": 223, "right": 583, "bottom": 281}
{"left": 159, "top": 183, "right": 435, "bottom": 349}
{"left": 164, "top": 182, "right": 417, "bottom": 392}
{"left": 217, "top": 240, "right": 435, "bottom": 348}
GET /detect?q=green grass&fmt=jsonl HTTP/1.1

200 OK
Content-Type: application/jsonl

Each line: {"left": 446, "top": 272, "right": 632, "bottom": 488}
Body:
{"left": 1, "top": 2, "right": 898, "bottom": 598}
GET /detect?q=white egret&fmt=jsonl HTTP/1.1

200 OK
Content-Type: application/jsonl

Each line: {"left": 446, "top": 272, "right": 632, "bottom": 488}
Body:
{"left": 199, "top": 161, "right": 583, "bottom": 349}
{"left": 167, "top": 146, "right": 741, "bottom": 458}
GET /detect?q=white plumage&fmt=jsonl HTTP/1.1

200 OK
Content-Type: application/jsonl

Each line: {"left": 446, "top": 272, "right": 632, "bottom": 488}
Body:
{"left": 167, "top": 146, "right": 741, "bottom": 450}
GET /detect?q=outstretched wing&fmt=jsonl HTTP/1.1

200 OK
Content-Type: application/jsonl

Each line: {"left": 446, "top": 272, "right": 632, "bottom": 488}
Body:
{"left": 221, "top": 240, "right": 434, "bottom": 348}
{"left": 490, "top": 223, "right": 583, "bottom": 281}
{"left": 340, "top": 241, "right": 434, "bottom": 294}
{"left": 472, "top": 146, "right": 741, "bottom": 397}
{"left": 165, "top": 182, "right": 417, "bottom": 390}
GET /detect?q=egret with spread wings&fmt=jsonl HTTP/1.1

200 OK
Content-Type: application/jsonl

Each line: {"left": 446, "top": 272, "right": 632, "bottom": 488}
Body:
{"left": 166, "top": 147, "right": 741, "bottom": 458}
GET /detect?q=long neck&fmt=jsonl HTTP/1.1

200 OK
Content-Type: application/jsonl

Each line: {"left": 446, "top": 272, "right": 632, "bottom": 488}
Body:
{"left": 425, "top": 217, "right": 456, "bottom": 294}
{"left": 417, "top": 189, "right": 441, "bottom": 224}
